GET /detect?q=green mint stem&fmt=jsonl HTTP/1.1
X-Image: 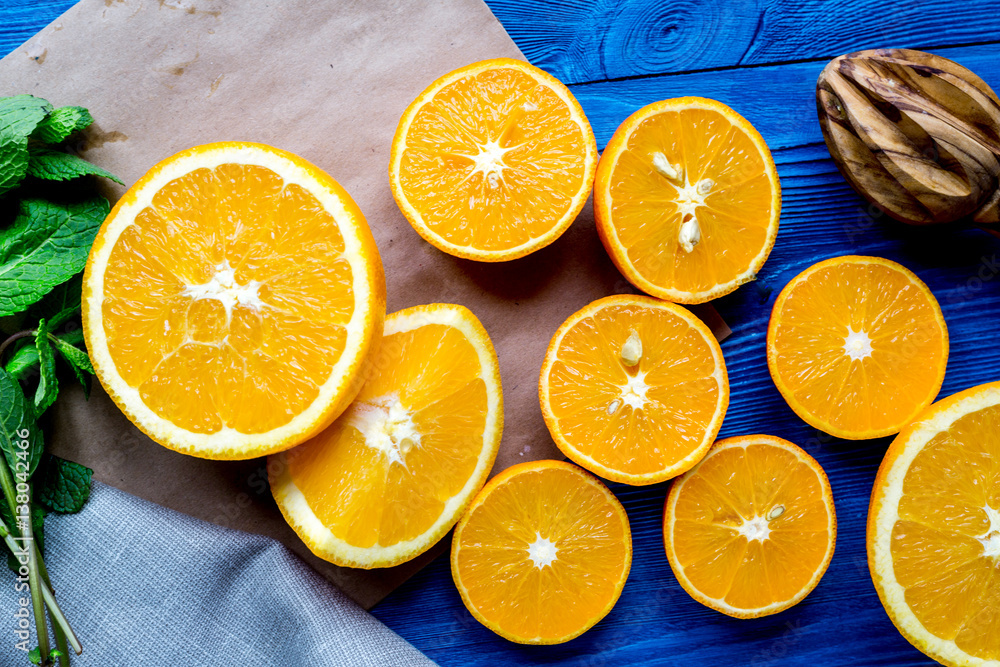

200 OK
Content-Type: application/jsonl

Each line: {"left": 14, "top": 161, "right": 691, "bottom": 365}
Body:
{"left": 38, "top": 562, "right": 80, "bottom": 656}
{"left": 0, "top": 453, "right": 20, "bottom": 524}
{"left": 0, "top": 527, "right": 81, "bottom": 657}
{"left": 34, "top": 544, "right": 81, "bottom": 656}
{"left": 33, "top": 547, "right": 52, "bottom": 588}
{"left": 0, "top": 459, "right": 51, "bottom": 665}
{"left": 51, "top": 618, "right": 69, "bottom": 667}
{"left": 22, "top": 499, "right": 50, "bottom": 664}
{"left": 52, "top": 625, "right": 68, "bottom": 667}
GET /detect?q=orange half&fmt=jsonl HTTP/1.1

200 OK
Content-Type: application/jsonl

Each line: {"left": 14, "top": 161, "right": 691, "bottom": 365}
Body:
{"left": 451, "top": 460, "right": 631, "bottom": 644}
{"left": 270, "top": 304, "right": 503, "bottom": 568}
{"left": 595, "top": 97, "right": 781, "bottom": 304}
{"left": 390, "top": 58, "right": 597, "bottom": 261}
{"left": 664, "top": 434, "right": 837, "bottom": 618}
{"left": 540, "top": 294, "right": 728, "bottom": 485}
{"left": 869, "top": 382, "right": 1000, "bottom": 665}
{"left": 83, "top": 142, "right": 385, "bottom": 459}
{"left": 767, "top": 255, "right": 948, "bottom": 439}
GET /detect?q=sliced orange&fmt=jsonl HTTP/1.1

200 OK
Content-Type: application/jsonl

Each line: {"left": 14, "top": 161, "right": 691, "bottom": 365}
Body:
{"left": 595, "top": 97, "right": 781, "bottom": 304}
{"left": 389, "top": 58, "right": 597, "bottom": 262}
{"left": 83, "top": 142, "right": 385, "bottom": 459}
{"left": 869, "top": 381, "right": 1000, "bottom": 666}
{"left": 767, "top": 255, "right": 948, "bottom": 440}
{"left": 664, "top": 434, "right": 837, "bottom": 618}
{"left": 539, "top": 294, "right": 728, "bottom": 485}
{"left": 451, "top": 460, "right": 631, "bottom": 644}
{"left": 270, "top": 303, "right": 502, "bottom": 569}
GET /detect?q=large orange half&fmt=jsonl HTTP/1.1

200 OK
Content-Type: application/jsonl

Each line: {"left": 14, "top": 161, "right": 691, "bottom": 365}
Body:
{"left": 83, "top": 142, "right": 385, "bottom": 459}
{"left": 869, "top": 381, "right": 1000, "bottom": 666}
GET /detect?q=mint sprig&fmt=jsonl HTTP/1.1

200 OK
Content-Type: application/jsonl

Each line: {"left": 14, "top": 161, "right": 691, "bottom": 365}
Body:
{"left": 0, "top": 94, "right": 118, "bottom": 666}
{"left": 30, "top": 107, "right": 92, "bottom": 146}
{"left": 27, "top": 150, "right": 123, "bottom": 185}
{"left": 0, "top": 96, "right": 52, "bottom": 197}
{"left": 0, "top": 197, "right": 110, "bottom": 317}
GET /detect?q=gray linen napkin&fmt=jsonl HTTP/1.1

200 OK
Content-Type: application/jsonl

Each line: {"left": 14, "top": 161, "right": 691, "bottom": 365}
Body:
{"left": 0, "top": 481, "right": 435, "bottom": 666}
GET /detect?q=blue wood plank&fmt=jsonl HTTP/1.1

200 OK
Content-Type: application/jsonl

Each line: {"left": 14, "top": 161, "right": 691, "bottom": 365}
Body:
{"left": 0, "top": 0, "right": 76, "bottom": 56}
{"left": 486, "top": 0, "right": 1000, "bottom": 84}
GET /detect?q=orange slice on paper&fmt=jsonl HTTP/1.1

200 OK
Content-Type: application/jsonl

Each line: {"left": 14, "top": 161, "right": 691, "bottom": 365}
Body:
{"left": 83, "top": 142, "right": 385, "bottom": 459}
{"left": 767, "top": 255, "right": 948, "bottom": 439}
{"left": 539, "top": 294, "right": 728, "bottom": 485}
{"left": 452, "top": 460, "right": 631, "bottom": 644}
{"left": 595, "top": 97, "right": 781, "bottom": 304}
{"left": 270, "top": 304, "right": 503, "bottom": 568}
{"left": 664, "top": 434, "right": 837, "bottom": 618}
{"left": 869, "top": 381, "right": 1000, "bottom": 666}
{"left": 390, "top": 58, "right": 597, "bottom": 262}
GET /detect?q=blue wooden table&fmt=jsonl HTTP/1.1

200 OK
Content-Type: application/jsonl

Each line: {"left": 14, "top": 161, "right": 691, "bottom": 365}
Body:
{"left": 4, "top": 1, "right": 999, "bottom": 665}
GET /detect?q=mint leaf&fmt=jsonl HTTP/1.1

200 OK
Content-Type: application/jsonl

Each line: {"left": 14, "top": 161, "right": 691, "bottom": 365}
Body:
{"left": 51, "top": 336, "right": 93, "bottom": 374}
{"left": 51, "top": 335, "right": 92, "bottom": 399}
{"left": 27, "top": 272, "right": 82, "bottom": 330}
{"left": 5, "top": 345, "right": 38, "bottom": 382}
{"left": 0, "top": 197, "right": 109, "bottom": 317}
{"left": 30, "top": 106, "right": 93, "bottom": 144}
{"left": 36, "top": 455, "right": 91, "bottom": 514}
{"left": 33, "top": 320, "right": 57, "bottom": 415}
{"left": 0, "top": 95, "right": 52, "bottom": 197}
{"left": 0, "top": 368, "right": 42, "bottom": 477}
{"left": 27, "top": 148, "right": 122, "bottom": 185}
{"left": 0, "top": 96, "right": 52, "bottom": 142}
{"left": 28, "top": 646, "right": 40, "bottom": 664}
{"left": 5, "top": 330, "right": 83, "bottom": 382}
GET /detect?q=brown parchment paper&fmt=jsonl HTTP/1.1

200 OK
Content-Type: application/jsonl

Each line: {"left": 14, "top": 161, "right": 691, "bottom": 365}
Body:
{"left": 0, "top": 0, "right": 729, "bottom": 609}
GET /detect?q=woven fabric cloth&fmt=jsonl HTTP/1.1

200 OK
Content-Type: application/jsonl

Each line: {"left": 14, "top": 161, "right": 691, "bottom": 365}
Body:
{"left": 0, "top": 482, "right": 434, "bottom": 666}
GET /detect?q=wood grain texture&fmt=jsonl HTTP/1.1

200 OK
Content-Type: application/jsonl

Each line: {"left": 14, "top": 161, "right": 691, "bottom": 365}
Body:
{"left": 489, "top": 0, "right": 1000, "bottom": 84}
{"left": 4, "top": 1, "right": 1000, "bottom": 665}
{"left": 0, "top": 0, "right": 74, "bottom": 56}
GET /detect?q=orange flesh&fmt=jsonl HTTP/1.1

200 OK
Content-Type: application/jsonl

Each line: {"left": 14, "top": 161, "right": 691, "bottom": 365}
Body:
{"left": 770, "top": 260, "right": 946, "bottom": 434}
{"left": 671, "top": 443, "right": 833, "bottom": 610}
{"left": 608, "top": 108, "right": 775, "bottom": 294}
{"left": 102, "top": 165, "right": 353, "bottom": 434}
{"left": 892, "top": 404, "right": 1000, "bottom": 660}
{"left": 455, "top": 465, "right": 630, "bottom": 642}
{"left": 547, "top": 303, "right": 723, "bottom": 476}
{"left": 398, "top": 66, "right": 588, "bottom": 251}
{"left": 287, "top": 323, "right": 488, "bottom": 548}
